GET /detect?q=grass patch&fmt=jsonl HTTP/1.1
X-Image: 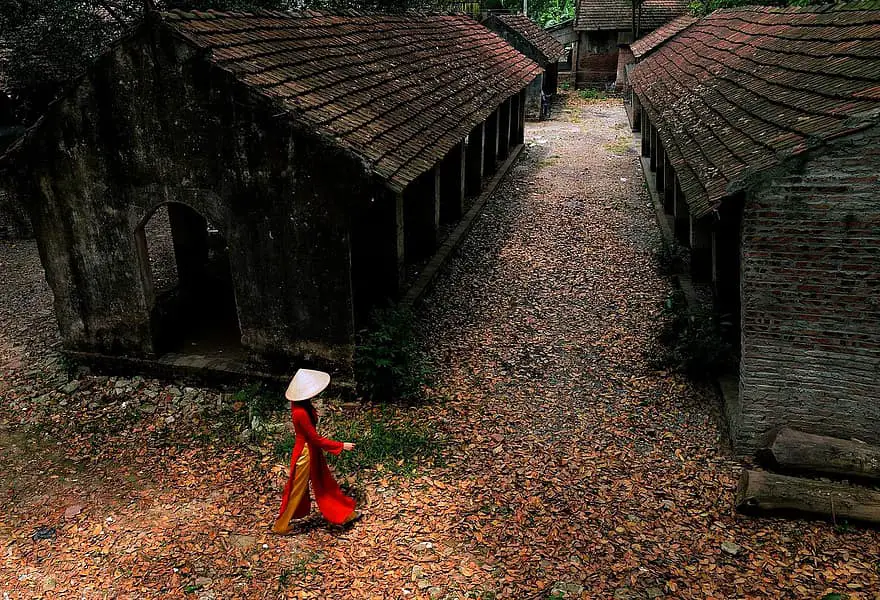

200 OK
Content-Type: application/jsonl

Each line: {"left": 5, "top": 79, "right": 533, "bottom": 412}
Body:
{"left": 578, "top": 88, "right": 607, "bottom": 100}
{"left": 604, "top": 136, "right": 631, "bottom": 155}
{"left": 274, "top": 409, "right": 440, "bottom": 478}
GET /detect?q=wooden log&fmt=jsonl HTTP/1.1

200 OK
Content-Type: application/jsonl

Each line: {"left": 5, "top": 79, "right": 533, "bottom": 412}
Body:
{"left": 762, "top": 427, "right": 880, "bottom": 484}
{"left": 736, "top": 470, "right": 880, "bottom": 525}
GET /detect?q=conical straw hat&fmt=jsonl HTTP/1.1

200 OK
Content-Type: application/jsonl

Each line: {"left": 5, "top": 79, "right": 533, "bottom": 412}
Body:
{"left": 285, "top": 368, "right": 331, "bottom": 402}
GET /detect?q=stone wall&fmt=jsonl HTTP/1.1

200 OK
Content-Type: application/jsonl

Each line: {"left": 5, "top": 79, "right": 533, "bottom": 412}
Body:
{"left": 11, "top": 21, "right": 370, "bottom": 371}
{"left": 734, "top": 127, "right": 880, "bottom": 453}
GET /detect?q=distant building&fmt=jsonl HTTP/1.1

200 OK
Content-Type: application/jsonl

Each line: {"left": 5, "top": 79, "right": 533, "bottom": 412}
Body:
{"left": 483, "top": 13, "right": 565, "bottom": 118}
{"left": 546, "top": 19, "right": 576, "bottom": 86}
{"left": 573, "top": 0, "right": 688, "bottom": 88}
{"left": 629, "top": 3, "right": 880, "bottom": 454}
{"left": 1, "top": 9, "right": 540, "bottom": 380}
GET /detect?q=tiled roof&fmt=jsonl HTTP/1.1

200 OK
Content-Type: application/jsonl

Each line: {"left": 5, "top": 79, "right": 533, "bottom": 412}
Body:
{"left": 163, "top": 10, "right": 542, "bottom": 191}
{"left": 574, "top": 0, "right": 689, "bottom": 32}
{"left": 630, "top": 3, "right": 880, "bottom": 218}
{"left": 490, "top": 13, "right": 566, "bottom": 62}
{"left": 630, "top": 14, "right": 697, "bottom": 59}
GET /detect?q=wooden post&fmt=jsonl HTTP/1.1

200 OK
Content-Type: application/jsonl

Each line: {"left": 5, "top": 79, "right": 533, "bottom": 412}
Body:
{"left": 641, "top": 113, "right": 650, "bottom": 158}
{"left": 649, "top": 124, "right": 658, "bottom": 172}
{"left": 662, "top": 154, "right": 674, "bottom": 214}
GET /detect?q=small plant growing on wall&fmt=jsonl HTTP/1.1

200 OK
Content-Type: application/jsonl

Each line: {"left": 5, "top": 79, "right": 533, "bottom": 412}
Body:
{"left": 354, "top": 307, "right": 433, "bottom": 403}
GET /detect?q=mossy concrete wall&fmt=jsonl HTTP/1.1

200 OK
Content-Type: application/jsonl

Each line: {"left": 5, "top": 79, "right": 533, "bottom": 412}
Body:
{"left": 12, "top": 22, "right": 374, "bottom": 372}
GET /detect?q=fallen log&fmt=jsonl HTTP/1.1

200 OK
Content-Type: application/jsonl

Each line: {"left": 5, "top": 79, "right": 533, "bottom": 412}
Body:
{"left": 762, "top": 427, "right": 880, "bottom": 484}
{"left": 736, "top": 470, "right": 880, "bottom": 525}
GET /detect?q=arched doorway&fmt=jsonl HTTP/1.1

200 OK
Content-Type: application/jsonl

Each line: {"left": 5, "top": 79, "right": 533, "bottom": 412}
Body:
{"left": 135, "top": 202, "right": 243, "bottom": 357}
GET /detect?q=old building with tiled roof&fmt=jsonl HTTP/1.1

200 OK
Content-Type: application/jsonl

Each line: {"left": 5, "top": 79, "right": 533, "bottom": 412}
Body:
{"left": 1, "top": 8, "right": 541, "bottom": 380}
{"left": 483, "top": 13, "right": 565, "bottom": 117}
{"left": 629, "top": 2, "right": 880, "bottom": 455}
{"left": 573, "top": 0, "right": 688, "bottom": 87}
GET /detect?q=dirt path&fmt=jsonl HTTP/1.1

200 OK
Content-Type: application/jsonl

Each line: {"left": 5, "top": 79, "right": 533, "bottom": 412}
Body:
{"left": 2, "top": 97, "right": 878, "bottom": 599}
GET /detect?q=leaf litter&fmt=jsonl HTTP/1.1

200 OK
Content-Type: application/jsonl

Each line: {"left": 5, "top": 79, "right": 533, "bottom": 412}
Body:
{"left": 1, "top": 95, "right": 878, "bottom": 599}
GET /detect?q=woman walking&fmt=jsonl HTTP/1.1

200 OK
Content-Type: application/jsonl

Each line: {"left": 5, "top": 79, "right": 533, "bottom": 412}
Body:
{"left": 273, "top": 369, "right": 358, "bottom": 532}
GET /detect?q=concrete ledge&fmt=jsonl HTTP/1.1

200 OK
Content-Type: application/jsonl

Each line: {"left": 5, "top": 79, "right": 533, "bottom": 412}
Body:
{"left": 401, "top": 143, "right": 525, "bottom": 308}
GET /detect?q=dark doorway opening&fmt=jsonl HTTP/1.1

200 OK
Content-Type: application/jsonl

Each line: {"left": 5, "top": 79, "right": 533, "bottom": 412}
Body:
{"left": 137, "top": 203, "right": 243, "bottom": 357}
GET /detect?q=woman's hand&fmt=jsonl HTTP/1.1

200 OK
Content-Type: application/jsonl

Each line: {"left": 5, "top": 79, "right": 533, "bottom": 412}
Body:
{"left": 342, "top": 442, "right": 356, "bottom": 451}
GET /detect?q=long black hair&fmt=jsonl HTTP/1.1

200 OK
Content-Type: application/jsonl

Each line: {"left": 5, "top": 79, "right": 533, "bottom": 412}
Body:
{"left": 299, "top": 399, "right": 319, "bottom": 428}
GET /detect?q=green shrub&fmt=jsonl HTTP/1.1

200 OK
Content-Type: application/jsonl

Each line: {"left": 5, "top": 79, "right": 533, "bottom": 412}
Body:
{"left": 355, "top": 307, "right": 433, "bottom": 402}
{"left": 578, "top": 88, "right": 607, "bottom": 100}
{"left": 651, "top": 290, "right": 734, "bottom": 379}
{"left": 274, "top": 411, "right": 438, "bottom": 477}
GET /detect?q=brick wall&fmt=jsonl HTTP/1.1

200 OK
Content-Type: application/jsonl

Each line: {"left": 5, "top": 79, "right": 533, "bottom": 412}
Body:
{"left": 734, "top": 127, "right": 880, "bottom": 454}
{"left": 575, "top": 31, "right": 618, "bottom": 87}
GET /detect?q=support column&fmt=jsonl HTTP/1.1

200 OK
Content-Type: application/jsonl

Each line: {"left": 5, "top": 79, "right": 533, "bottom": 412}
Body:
{"left": 167, "top": 203, "right": 208, "bottom": 292}
{"left": 632, "top": 94, "right": 641, "bottom": 132}
{"left": 484, "top": 109, "right": 499, "bottom": 175}
{"left": 662, "top": 154, "right": 674, "bottom": 215}
{"left": 649, "top": 124, "right": 658, "bottom": 172}
{"left": 465, "top": 122, "right": 485, "bottom": 196}
{"left": 673, "top": 177, "right": 690, "bottom": 247}
{"left": 691, "top": 215, "right": 713, "bottom": 282}
{"left": 440, "top": 140, "right": 466, "bottom": 224}
{"left": 354, "top": 187, "right": 404, "bottom": 306}
{"left": 498, "top": 98, "right": 511, "bottom": 160}
{"left": 656, "top": 142, "right": 666, "bottom": 193}
{"left": 641, "top": 113, "right": 650, "bottom": 157}
{"left": 404, "top": 168, "right": 441, "bottom": 262}
{"left": 509, "top": 93, "right": 520, "bottom": 147}
{"left": 516, "top": 89, "right": 526, "bottom": 144}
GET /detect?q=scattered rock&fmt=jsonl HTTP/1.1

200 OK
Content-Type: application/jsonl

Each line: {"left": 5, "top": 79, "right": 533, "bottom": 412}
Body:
{"left": 411, "top": 565, "right": 425, "bottom": 582}
{"left": 59, "top": 381, "right": 80, "bottom": 394}
{"left": 64, "top": 505, "right": 83, "bottom": 519}
{"left": 721, "top": 541, "right": 742, "bottom": 556}
{"left": 427, "top": 587, "right": 443, "bottom": 600}
{"left": 552, "top": 582, "right": 585, "bottom": 597}
{"left": 646, "top": 587, "right": 663, "bottom": 599}
{"left": 31, "top": 526, "right": 56, "bottom": 541}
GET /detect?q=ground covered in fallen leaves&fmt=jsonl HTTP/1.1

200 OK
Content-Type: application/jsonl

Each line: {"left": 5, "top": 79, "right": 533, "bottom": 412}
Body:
{"left": 2, "top": 97, "right": 878, "bottom": 599}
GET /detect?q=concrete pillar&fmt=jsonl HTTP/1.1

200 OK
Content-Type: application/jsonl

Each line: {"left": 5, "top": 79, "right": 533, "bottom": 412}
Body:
{"left": 440, "top": 140, "right": 466, "bottom": 224}
{"left": 516, "top": 89, "right": 526, "bottom": 144}
{"left": 498, "top": 98, "right": 511, "bottom": 161}
{"left": 673, "top": 178, "right": 690, "bottom": 247}
{"left": 662, "top": 154, "right": 674, "bottom": 215}
{"left": 167, "top": 203, "right": 208, "bottom": 292}
{"left": 632, "top": 94, "right": 641, "bottom": 132}
{"left": 656, "top": 142, "right": 665, "bottom": 193}
{"left": 465, "top": 123, "right": 485, "bottom": 196}
{"left": 510, "top": 93, "right": 520, "bottom": 147}
{"left": 356, "top": 187, "right": 404, "bottom": 302}
{"left": 404, "top": 168, "right": 441, "bottom": 262}
{"left": 484, "top": 109, "right": 499, "bottom": 175}
{"left": 691, "top": 216, "right": 713, "bottom": 282}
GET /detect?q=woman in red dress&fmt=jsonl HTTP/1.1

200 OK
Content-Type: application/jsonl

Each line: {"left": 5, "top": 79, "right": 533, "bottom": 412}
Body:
{"left": 273, "top": 369, "right": 358, "bottom": 532}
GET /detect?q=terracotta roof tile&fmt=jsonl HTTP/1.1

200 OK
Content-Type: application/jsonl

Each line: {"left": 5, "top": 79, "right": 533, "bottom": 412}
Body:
{"left": 575, "top": 0, "right": 689, "bottom": 32}
{"left": 163, "top": 10, "right": 541, "bottom": 191}
{"left": 631, "top": 14, "right": 697, "bottom": 58}
{"left": 487, "top": 13, "right": 566, "bottom": 63}
{"left": 630, "top": 2, "right": 880, "bottom": 218}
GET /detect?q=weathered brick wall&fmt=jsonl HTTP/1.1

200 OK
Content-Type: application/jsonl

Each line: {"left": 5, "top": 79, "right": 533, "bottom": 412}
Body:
{"left": 735, "top": 128, "right": 880, "bottom": 454}
{"left": 575, "top": 31, "right": 618, "bottom": 87}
